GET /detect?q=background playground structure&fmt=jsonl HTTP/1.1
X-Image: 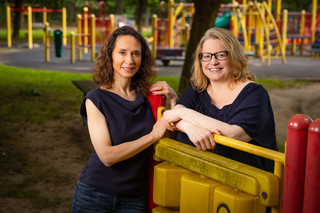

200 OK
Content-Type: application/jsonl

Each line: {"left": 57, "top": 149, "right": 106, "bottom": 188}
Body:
{"left": 80, "top": 1, "right": 114, "bottom": 48}
{"left": 70, "top": 5, "right": 114, "bottom": 63}
{"left": 4, "top": 1, "right": 115, "bottom": 63}
{"left": 43, "top": 6, "right": 114, "bottom": 64}
{"left": 224, "top": 0, "right": 320, "bottom": 60}
{"left": 1, "top": 0, "right": 319, "bottom": 64}
{"left": 6, "top": 5, "right": 67, "bottom": 49}
{"left": 151, "top": 0, "right": 320, "bottom": 66}
{"left": 152, "top": 0, "right": 194, "bottom": 66}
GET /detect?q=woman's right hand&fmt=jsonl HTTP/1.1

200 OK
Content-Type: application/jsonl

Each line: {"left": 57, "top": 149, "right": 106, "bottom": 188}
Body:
{"left": 186, "top": 126, "right": 216, "bottom": 150}
{"left": 178, "top": 121, "right": 219, "bottom": 151}
{"left": 149, "top": 81, "right": 178, "bottom": 108}
{"left": 149, "top": 118, "right": 167, "bottom": 142}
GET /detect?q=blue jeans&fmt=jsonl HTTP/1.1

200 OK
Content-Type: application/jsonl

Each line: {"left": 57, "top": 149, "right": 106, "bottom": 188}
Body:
{"left": 71, "top": 181, "right": 147, "bottom": 213}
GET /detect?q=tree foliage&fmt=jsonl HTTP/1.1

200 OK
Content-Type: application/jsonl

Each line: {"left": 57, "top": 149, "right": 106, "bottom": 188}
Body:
{"left": 281, "top": 0, "right": 314, "bottom": 11}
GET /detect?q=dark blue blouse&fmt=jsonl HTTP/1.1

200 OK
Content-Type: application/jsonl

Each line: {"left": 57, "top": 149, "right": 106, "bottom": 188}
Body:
{"left": 78, "top": 88, "right": 154, "bottom": 196}
{"left": 176, "top": 83, "right": 278, "bottom": 172}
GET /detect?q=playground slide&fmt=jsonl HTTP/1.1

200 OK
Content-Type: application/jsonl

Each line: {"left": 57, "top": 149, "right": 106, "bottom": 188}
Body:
{"left": 215, "top": 14, "right": 231, "bottom": 30}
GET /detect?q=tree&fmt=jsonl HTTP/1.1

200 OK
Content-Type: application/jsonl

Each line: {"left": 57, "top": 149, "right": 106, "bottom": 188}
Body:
{"left": 115, "top": 0, "right": 124, "bottom": 14}
{"left": 136, "top": 0, "right": 147, "bottom": 33}
{"left": 12, "top": 0, "right": 24, "bottom": 38}
{"left": 178, "top": 0, "right": 224, "bottom": 95}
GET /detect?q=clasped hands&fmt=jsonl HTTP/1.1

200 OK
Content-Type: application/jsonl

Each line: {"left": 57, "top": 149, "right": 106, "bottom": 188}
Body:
{"left": 160, "top": 108, "right": 219, "bottom": 151}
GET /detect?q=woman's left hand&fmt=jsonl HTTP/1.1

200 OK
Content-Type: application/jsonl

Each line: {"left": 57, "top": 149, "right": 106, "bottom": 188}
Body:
{"left": 149, "top": 81, "right": 178, "bottom": 108}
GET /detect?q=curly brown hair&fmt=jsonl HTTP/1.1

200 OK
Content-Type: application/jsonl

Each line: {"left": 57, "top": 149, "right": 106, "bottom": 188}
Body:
{"left": 92, "top": 26, "right": 156, "bottom": 97}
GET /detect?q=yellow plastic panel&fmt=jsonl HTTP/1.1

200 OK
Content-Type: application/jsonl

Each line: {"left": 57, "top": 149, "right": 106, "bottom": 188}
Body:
{"left": 213, "top": 185, "right": 265, "bottom": 213}
{"left": 152, "top": 206, "right": 179, "bottom": 213}
{"left": 180, "top": 174, "right": 222, "bottom": 213}
{"left": 155, "top": 138, "right": 280, "bottom": 206}
{"left": 155, "top": 142, "right": 259, "bottom": 195}
{"left": 153, "top": 161, "right": 194, "bottom": 207}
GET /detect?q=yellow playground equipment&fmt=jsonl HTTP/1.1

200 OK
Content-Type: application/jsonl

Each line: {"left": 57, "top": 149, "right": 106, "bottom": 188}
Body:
{"left": 6, "top": 5, "right": 67, "bottom": 49}
{"left": 274, "top": 0, "right": 319, "bottom": 43}
{"left": 152, "top": 0, "right": 194, "bottom": 66}
{"left": 228, "top": 0, "right": 287, "bottom": 66}
{"left": 43, "top": 7, "right": 114, "bottom": 64}
{"left": 220, "top": 0, "right": 319, "bottom": 64}
{"left": 148, "top": 98, "right": 320, "bottom": 213}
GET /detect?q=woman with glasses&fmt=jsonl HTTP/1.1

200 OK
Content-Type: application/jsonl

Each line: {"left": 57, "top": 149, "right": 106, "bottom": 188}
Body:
{"left": 162, "top": 28, "right": 278, "bottom": 174}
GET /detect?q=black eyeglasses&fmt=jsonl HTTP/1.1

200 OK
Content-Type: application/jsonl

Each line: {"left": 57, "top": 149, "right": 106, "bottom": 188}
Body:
{"left": 198, "top": 51, "right": 228, "bottom": 62}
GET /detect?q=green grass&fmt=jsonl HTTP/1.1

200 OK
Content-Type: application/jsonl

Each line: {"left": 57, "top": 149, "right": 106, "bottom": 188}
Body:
{"left": 0, "top": 65, "right": 92, "bottom": 123}
{"left": 0, "top": 29, "right": 74, "bottom": 40}
{"left": 256, "top": 78, "right": 310, "bottom": 90}
{"left": 142, "top": 26, "right": 152, "bottom": 37}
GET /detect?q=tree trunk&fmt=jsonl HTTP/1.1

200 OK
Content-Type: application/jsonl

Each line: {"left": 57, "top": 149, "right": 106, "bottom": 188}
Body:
{"left": 115, "top": 0, "right": 124, "bottom": 15}
{"left": 178, "top": 0, "right": 223, "bottom": 96}
{"left": 136, "top": 0, "right": 147, "bottom": 33}
{"left": 67, "top": 1, "right": 76, "bottom": 25}
{"left": 12, "top": 0, "right": 24, "bottom": 38}
{"left": 144, "top": 6, "right": 150, "bottom": 27}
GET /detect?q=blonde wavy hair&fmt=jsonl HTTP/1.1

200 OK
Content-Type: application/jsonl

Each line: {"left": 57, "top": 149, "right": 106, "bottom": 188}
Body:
{"left": 190, "top": 28, "right": 256, "bottom": 92}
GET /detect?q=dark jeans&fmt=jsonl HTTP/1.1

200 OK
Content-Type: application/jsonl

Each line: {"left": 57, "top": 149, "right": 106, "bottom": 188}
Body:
{"left": 71, "top": 181, "right": 147, "bottom": 213}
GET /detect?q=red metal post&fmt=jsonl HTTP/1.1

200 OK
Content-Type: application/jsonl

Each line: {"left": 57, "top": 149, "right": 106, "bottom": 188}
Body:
{"left": 303, "top": 118, "right": 320, "bottom": 213}
{"left": 148, "top": 93, "right": 166, "bottom": 123}
{"left": 282, "top": 114, "right": 313, "bottom": 213}
{"left": 146, "top": 93, "right": 166, "bottom": 213}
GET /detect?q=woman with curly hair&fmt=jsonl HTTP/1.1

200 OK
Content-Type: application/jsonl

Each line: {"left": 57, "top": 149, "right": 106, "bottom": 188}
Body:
{"left": 71, "top": 26, "right": 177, "bottom": 213}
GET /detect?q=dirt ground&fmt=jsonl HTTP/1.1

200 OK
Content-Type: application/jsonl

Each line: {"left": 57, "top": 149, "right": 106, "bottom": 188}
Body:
{"left": 1, "top": 83, "right": 320, "bottom": 213}
{"left": 268, "top": 82, "right": 320, "bottom": 143}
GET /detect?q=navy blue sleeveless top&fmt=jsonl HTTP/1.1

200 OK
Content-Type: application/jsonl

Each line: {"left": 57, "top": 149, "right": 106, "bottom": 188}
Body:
{"left": 78, "top": 88, "right": 154, "bottom": 196}
{"left": 176, "top": 83, "right": 278, "bottom": 173}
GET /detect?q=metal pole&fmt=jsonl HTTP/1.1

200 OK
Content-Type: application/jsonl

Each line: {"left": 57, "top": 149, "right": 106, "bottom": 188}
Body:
{"left": 43, "top": 7, "right": 47, "bottom": 44}
{"left": 303, "top": 119, "right": 320, "bottom": 213}
{"left": 45, "top": 22, "right": 50, "bottom": 62}
{"left": 77, "top": 14, "right": 82, "bottom": 60}
{"left": 6, "top": 6, "right": 11, "bottom": 48}
{"left": 91, "top": 14, "right": 95, "bottom": 62}
{"left": 299, "top": 10, "right": 306, "bottom": 55}
{"left": 109, "top": 14, "right": 114, "bottom": 34}
{"left": 152, "top": 14, "right": 158, "bottom": 60}
{"left": 71, "top": 32, "right": 75, "bottom": 63}
{"left": 282, "top": 114, "right": 313, "bottom": 213}
{"left": 62, "top": 7, "right": 67, "bottom": 46}
{"left": 169, "top": 0, "right": 174, "bottom": 48}
{"left": 83, "top": 7, "right": 88, "bottom": 54}
{"left": 311, "top": 0, "right": 317, "bottom": 42}
{"left": 27, "top": 6, "right": 33, "bottom": 49}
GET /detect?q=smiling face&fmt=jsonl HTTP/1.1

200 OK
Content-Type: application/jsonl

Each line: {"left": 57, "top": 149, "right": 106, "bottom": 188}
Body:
{"left": 112, "top": 35, "right": 142, "bottom": 80}
{"left": 201, "top": 38, "right": 231, "bottom": 83}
